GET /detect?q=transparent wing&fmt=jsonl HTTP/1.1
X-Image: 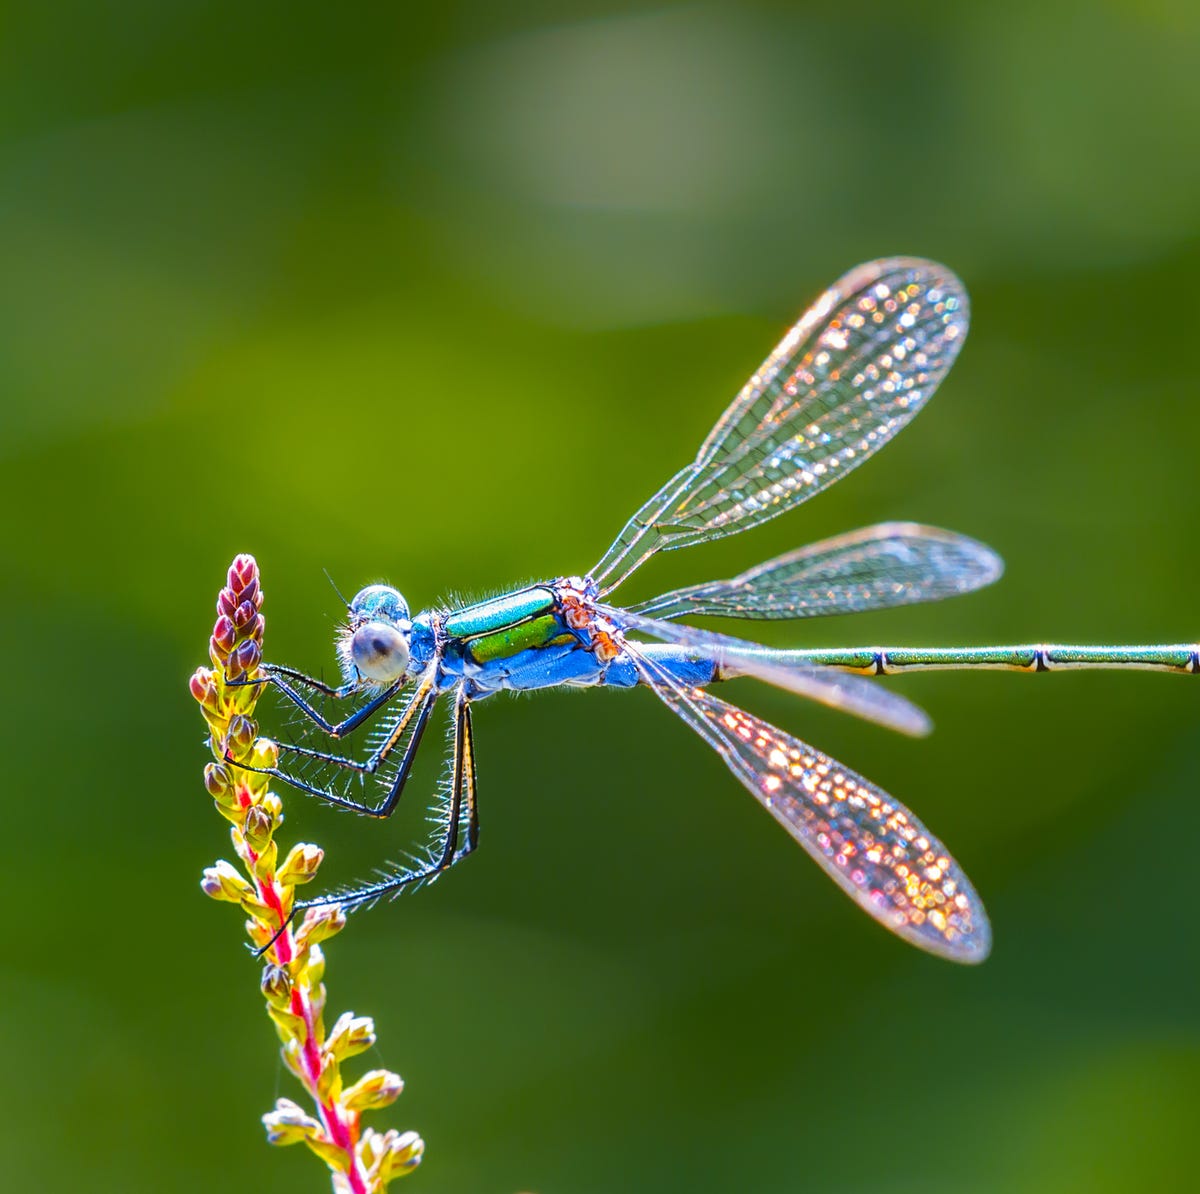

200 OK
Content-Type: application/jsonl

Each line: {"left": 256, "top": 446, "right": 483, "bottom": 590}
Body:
{"left": 606, "top": 605, "right": 932, "bottom": 738}
{"left": 591, "top": 258, "right": 970, "bottom": 594}
{"left": 631, "top": 522, "right": 1002, "bottom": 620}
{"left": 629, "top": 645, "right": 990, "bottom": 963}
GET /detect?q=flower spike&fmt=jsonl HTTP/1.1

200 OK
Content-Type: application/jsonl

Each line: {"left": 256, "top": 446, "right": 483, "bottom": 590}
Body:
{"left": 192, "top": 554, "right": 423, "bottom": 1192}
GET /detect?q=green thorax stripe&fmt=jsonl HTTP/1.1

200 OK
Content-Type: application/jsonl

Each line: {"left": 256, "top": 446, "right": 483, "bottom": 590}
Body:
{"left": 444, "top": 586, "right": 574, "bottom": 664}
{"left": 467, "top": 614, "right": 575, "bottom": 663}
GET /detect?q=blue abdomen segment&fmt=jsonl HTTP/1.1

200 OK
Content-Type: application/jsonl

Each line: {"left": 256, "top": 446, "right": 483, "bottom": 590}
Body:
{"left": 466, "top": 643, "right": 604, "bottom": 693}
{"left": 601, "top": 646, "right": 717, "bottom": 689}
{"left": 462, "top": 641, "right": 719, "bottom": 696}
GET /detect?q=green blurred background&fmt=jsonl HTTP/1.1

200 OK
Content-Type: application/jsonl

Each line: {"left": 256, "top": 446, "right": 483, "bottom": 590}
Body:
{"left": 3, "top": 2, "right": 1198, "bottom": 1191}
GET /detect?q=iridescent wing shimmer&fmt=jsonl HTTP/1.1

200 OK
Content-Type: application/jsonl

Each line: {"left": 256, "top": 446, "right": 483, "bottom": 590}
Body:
{"left": 629, "top": 646, "right": 991, "bottom": 963}
{"left": 591, "top": 259, "right": 969, "bottom": 594}
{"left": 631, "top": 522, "right": 1002, "bottom": 621}
{"left": 606, "top": 605, "right": 932, "bottom": 738}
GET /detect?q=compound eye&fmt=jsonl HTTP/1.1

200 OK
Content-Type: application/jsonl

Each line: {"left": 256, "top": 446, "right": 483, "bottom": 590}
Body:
{"left": 349, "top": 584, "right": 410, "bottom": 623}
{"left": 350, "top": 621, "right": 410, "bottom": 683}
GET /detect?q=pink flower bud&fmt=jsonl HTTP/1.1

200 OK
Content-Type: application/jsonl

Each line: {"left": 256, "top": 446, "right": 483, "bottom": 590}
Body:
{"left": 189, "top": 668, "right": 217, "bottom": 709}
{"left": 261, "top": 963, "right": 292, "bottom": 1003}
{"left": 342, "top": 1069, "right": 404, "bottom": 1112}
{"left": 249, "top": 739, "right": 278, "bottom": 770}
{"left": 234, "top": 639, "right": 262, "bottom": 673}
{"left": 212, "top": 615, "right": 237, "bottom": 653}
{"left": 262, "top": 1098, "right": 324, "bottom": 1147}
{"left": 374, "top": 1129, "right": 425, "bottom": 1179}
{"left": 227, "top": 714, "right": 257, "bottom": 754}
{"left": 204, "top": 762, "right": 233, "bottom": 799}
{"left": 244, "top": 804, "right": 274, "bottom": 851}
{"left": 238, "top": 575, "right": 260, "bottom": 609}
{"left": 201, "top": 860, "right": 253, "bottom": 902}
{"left": 229, "top": 555, "right": 258, "bottom": 593}
{"left": 277, "top": 843, "right": 323, "bottom": 886}
{"left": 294, "top": 905, "right": 347, "bottom": 950}
{"left": 326, "top": 1011, "right": 376, "bottom": 1062}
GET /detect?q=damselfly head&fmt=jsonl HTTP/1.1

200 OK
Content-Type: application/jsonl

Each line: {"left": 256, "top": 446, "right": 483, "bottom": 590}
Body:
{"left": 341, "top": 584, "right": 412, "bottom": 684}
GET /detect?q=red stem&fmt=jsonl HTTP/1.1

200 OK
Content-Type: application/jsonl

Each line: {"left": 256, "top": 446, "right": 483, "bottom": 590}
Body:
{"left": 243, "top": 791, "right": 369, "bottom": 1194}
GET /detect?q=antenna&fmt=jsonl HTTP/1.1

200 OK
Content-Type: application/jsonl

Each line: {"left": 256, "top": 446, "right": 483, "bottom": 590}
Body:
{"left": 323, "top": 567, "right": 350, "bottom": 608}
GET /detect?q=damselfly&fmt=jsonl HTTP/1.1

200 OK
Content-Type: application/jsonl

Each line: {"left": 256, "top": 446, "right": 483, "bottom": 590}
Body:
{"left": 237, "top": 258, "right": 1196, "bottom": 963}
